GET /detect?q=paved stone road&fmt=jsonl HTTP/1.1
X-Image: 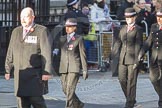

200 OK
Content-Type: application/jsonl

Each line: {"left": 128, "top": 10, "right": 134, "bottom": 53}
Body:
{"left": 0, "top": 71, "right": 159, "bottom": 108}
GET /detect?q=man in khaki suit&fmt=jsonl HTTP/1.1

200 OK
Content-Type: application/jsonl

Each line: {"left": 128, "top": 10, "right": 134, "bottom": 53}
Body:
{"left": 113, "top": 8, "right": 143, "bottom": 108}
{"left": 5, "top": 7, "right": 52, "bottom": 108}
{"left": 138, "top": 8, "right": 162, "bottom": 108}
{"left": 57, "top": 18, "right": 88, "bottom": 108}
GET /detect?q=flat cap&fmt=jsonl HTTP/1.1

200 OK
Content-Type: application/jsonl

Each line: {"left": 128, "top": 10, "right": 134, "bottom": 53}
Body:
{"left": 156, "top": 8, "right": 162, "bottom": 17}
{"left": 65, "top": 18, "right": 77, "bottom": 26}
{"left": 124, "top": 8, "right": 137, "bottom": 18}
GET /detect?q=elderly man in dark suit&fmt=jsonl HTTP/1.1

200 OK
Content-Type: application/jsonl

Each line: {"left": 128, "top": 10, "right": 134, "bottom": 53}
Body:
{"left": 56, "top": 18, "right": 88, "bottom": 108}
{"left": 113, "top": 8, "right": 143, "bottom": 108}
{"left": 5, "top": 7, "right": 52, "bottom": 108}
{"left": 138, "top": 8, "right": 162, "bottom": 108}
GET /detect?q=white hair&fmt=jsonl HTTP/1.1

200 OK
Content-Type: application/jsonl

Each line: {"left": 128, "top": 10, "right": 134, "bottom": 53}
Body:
{"left": 21, "top": 7, "right": 35, "bottom": 16}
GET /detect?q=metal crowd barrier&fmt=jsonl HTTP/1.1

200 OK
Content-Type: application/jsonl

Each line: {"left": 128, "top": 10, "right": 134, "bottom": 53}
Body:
{"left": 87, "top": 20, "right": 150, "bottom": 73}
{"left": 98, "top": 20, "right": 121, "bottom": 72}
{"left": 141, "top": 20, "right": 149, "bottom": 69}
{"left": 85, "top": 34, "right": 99, "bottom": 72}
{"left": 87, "top": 20, "right": 121, "bottom": 72}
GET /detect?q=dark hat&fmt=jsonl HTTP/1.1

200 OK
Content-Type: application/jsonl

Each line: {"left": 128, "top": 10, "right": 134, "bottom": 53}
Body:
{"left": 67, "top": 0, "right": 79, "bottom": 6}
{"left": 65, "top": 18, "right": 77, "bottom": 26}
{"left": 124, "top": 8, "right": 137, "bottom": 18}
{"left": 156, "top": 8, "right": 162, "bottom": 17}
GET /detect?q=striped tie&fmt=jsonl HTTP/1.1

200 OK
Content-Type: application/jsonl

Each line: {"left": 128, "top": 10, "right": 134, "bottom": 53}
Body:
{"left": 23, "top": 29, "right": 28, "bottom": 39}
{"left": 67, "top": 35, "right": 71, "bottom": 42}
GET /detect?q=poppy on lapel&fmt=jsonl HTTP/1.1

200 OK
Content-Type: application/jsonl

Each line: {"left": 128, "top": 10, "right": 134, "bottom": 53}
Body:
{"left": 30, "top": 28, "right": 34, "bottom": 32}
{"left": 160, "top": 27, "right": 162, "bottom": 30}
{"left": 71, "top": 36, "right": 75, "bottom": 41}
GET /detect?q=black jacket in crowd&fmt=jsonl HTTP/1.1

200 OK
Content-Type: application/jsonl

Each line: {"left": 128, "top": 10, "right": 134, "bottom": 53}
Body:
{"left": 135, "top": 9, "right": 153, "bottom": 34}
{"left": 116, "top": 0, "right": 134, "bottom": 20}
{"left": 64, "top": 7, "right": 90, "bottom": 35}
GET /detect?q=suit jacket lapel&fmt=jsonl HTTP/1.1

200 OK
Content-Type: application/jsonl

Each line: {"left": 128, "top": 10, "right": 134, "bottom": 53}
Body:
{"left": 61, "top": 36, "right": 68, "bottom": 48}
{"left": 124, "top": 25, "right": 127, "bottom": 34}
{"left": 68, "top": 33, "right": 76, "bottom": 43}
{"left": 19, "top": 27, "right": 24, "bottom": 42}
{"left": 25, "top": 23, "right": 36, "bottom": 36}
{"left": 127, "top": 25, "right": 136, "bottom": 38}
{"left": 156, "top": 24, "right": 160, "bottom": 30}
{"left": 121, "top": 25, "right": 127, "bottom": 37}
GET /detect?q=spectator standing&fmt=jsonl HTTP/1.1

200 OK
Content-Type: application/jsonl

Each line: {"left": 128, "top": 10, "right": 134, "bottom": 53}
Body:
{"left": 64, "top": 0, "right": 90, "bottom": 35}
{"left": 4, "top": 7, "right": 52, "bottom": 108}
{"left": 81, "top": 3, "right": 98, "bottom": 69}
{"left": 58, "top": 18, "right": 88, "bottom": 108}
{"left": 81, "top": 3, "right": 90, "bottom": 17}
{"left": 133, "top": 0, "right": 152, "bottom": 33}
{"left": 150, "top": 0, "right": 162, "bottom": 23}
{"left": 113, "top": 8, "right": 143, "bottom": 108}
{"left": 80, "top": 0, "right": 94, "bottom": 8}
{"left": 116, "top": 0, "right": 135, "bottom": 21}
{"left": 138, "top": 8, "right": 162, "bottom": 108}
{"left": 90, "top": 0, "right": 112, "bottom": 31}
{"left": 151, "top": 0, "right": 162, "bottom": 13}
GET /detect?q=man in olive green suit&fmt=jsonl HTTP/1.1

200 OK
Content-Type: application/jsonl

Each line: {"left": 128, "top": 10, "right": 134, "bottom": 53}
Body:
{"left": 113, "top": 8, "right": 143, "bottom": 108}
{"left": 56, "top": 18, "right": 88, "bottom": 108}
{"left": 138, "top": 8, "right": 162, "bottom": 108}
{"left": 5, "top": 7, "right": 52, "bottom": 108}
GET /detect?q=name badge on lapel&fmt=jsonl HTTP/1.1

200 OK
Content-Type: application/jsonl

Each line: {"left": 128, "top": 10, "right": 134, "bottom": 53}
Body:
{"left": 24, "top": 36, "right": 37, "bottom": 44}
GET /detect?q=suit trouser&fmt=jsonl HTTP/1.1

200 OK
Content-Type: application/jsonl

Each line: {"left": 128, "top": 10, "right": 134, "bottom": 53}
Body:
{"left": 16, "top": 96, "right": 47, "bottom": 108}
{"left": 118, "top": 64, "right": 138, "bottom": 107}
{"left": 61, "top": 73, "right": 82, "bottom": 108}
{"left": 149, "top": 61, "right": 162, "bottom": 107}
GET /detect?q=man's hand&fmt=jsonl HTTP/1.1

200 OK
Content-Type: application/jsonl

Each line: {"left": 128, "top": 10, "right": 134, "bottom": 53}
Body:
{"left": 138, "top": 54, "right": 143, "bottom": 62}
{"left": 5, "top": 73, "right": 10, "bottom": 80}
{"left": 53, "top": 49, "right": 59, "bottom": 55}
{"left": 83, "top": 71, "right": 88, "bottom": 80}
{"left": 133, "top": 64, "right": 137, "bottom": 70}
{"left": 42, "top": 75, "right": 52, "bottom": 81}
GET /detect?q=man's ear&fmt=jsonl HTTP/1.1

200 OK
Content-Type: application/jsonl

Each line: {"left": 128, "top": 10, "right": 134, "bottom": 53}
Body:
{"left": 32, "top": 15, "right": 35, "bottom": 20}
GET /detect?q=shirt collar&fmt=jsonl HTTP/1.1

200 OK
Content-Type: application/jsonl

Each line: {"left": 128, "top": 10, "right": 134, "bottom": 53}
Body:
{"left": 23, "top": 23, "right": 34, "bottom": 31}
{"left": 68, "top": 32, "right": 75, "bottom": 38}
{"left": 127, "top": 22, "right": 135, "bottom": 27}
